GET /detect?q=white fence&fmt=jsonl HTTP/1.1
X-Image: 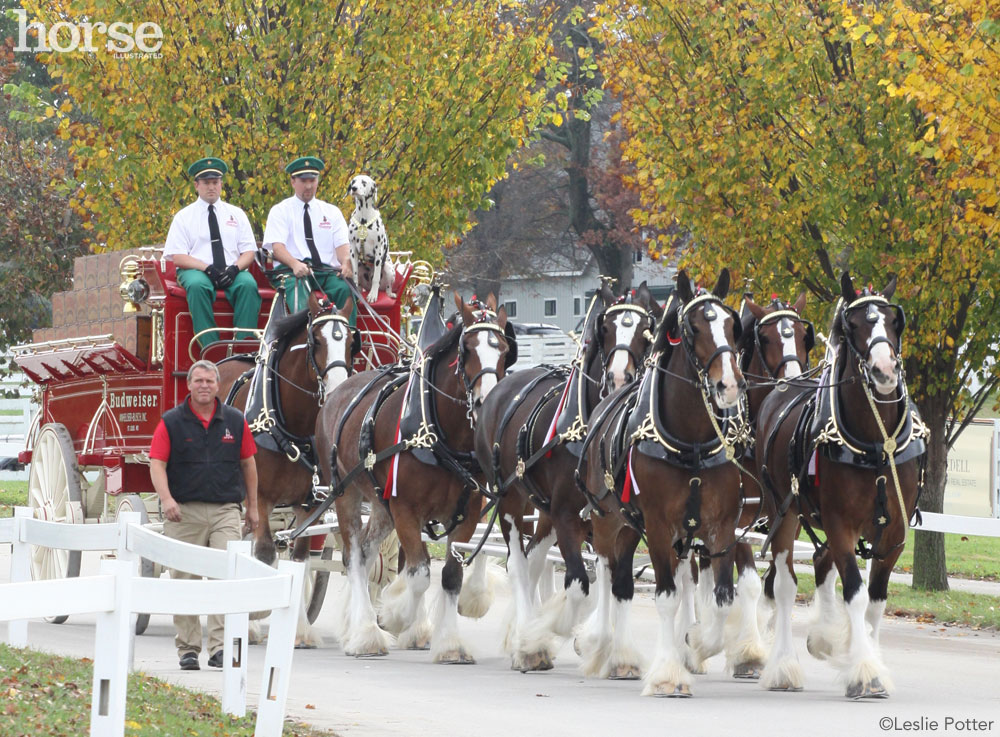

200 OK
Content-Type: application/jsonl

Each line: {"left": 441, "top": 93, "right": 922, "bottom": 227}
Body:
{"left": 0, "top": 507, "right": 304, "bottom": 737}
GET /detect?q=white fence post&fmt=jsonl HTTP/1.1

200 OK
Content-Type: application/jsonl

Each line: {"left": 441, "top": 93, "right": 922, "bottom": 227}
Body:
{"left": 115, "top": 511, "right": 141, "bottom": 671}
{"left": 222, "top": 540, "right": 251, "bottom": 717}
{"left": 7, "top": 507, "right": 32, "bottom": 646}
{"left": 254, "top": 559, "right": 304, "bottom": 737}
{"left": 90, "top": 559, "right": 134, "bottom": 737}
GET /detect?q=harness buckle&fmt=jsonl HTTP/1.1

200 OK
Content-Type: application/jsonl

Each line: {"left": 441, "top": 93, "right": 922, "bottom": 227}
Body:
{"left": 604, "top": 470, "right": 616, "bottom": 491}
{"left": 364, "top": 451, "right": 377, "bottom": 471}
{"left": 515, "top": 458, "right": 526, "bottom": 479}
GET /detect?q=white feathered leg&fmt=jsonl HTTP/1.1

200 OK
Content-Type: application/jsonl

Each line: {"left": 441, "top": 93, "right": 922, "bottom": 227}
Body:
{"left": 760, "top": 551, "right": 803, "bottom": 691}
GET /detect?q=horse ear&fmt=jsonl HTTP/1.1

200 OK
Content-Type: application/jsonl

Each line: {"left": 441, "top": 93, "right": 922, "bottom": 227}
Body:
{"left": 635, "top": 280, "right": 651, "bottom": 306}
{"left": 485, "top": 293, "right": 498, "bottom": 312}
{"left": 793, "top": 291, "right": 807, "bottom": 314}
{"left": 882, "top": 273, "right": 897, "bottom": 300}
{"left": 713, "top": 268, "right": 731, "bottom": 299}
{"left": 744, "top": 296, "right": 765, "bottom": 321}
{"left": 453, "top": 291, "right": 472, "bottom": 326}
{"left": 599, "top": 280, "right": 615, "bottom": 306}
{"left": 497, "top": 303, "right": 508, "bottom": 330}
{"left": 676, "top": 270, "right": 694, "bottom": 302}
{"left": 841, "top": 272, "right": 856, "bottom": 304}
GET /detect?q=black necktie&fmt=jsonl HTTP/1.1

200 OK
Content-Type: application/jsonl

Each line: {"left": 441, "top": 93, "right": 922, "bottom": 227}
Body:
{"left": 302, "top": 202, "right": 323, "bottom": 265}
{"left": 207, "top": 204, "right": 225, "bottom": 269}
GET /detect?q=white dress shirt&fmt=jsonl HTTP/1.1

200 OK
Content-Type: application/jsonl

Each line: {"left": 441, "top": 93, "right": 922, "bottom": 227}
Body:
{"left": 163, "top": 197, "right": 257, "bottom": 265}
{"left": 262, "top": 195, "right": 349, "bottom": 267}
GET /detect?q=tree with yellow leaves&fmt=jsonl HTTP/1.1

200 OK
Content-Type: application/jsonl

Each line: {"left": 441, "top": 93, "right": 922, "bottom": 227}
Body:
{"left": 593, "top": 0, "right": 1000, "bottom": 590}
{"left": 20, "top": 0, "right": 564, "bottom": 260}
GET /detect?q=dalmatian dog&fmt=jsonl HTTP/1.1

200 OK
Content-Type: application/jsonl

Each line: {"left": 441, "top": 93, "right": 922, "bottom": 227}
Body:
{"left": 347, "top": 174, "right": 394, "bottom": 302}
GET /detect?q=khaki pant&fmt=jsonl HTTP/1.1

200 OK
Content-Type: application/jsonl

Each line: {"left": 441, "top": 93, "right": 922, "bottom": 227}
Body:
{"left": 164, "top": 501, "right": 242, "bottom": 657}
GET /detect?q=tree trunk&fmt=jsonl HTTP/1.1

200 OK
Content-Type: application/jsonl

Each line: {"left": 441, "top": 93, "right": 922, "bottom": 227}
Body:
{"left": 912, "top": 397, "right": 949, "bottom": 591}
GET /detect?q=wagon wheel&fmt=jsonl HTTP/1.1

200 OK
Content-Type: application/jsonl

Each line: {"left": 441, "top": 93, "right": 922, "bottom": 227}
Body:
{"left": 115, "top": 494, "right": 154, "bottom": 635}
{"left": 26, "top": 423, "right": 83, "bottom": 624}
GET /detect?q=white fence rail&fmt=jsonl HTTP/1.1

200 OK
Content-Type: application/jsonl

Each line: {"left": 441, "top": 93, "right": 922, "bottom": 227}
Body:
{"left": 0, "top": 507, "right": 304, "bottom": 737}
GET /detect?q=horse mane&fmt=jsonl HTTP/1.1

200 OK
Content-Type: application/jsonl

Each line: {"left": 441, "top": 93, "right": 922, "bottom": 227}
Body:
{"left": 269, "top": 308, "right": 311, "bottom": 342}
{"left": 423, "top": 321, "right": 463, "bottom": 363}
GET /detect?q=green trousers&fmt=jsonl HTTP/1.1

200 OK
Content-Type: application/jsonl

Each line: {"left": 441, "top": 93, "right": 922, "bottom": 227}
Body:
{"left": 176, "top": 268, "right": 261, "bottom": 349}
{"left": 275, "top": 268, "right": 357, "bottom": 326}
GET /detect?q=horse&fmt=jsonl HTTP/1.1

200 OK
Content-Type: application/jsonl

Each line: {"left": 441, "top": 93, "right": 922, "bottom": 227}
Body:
{"left": 473, "top": 280, "right": 660, "bottom": 672}
{"left": 314, "top": 293, "right": 510, "bottom": 662}
{"left": 217, "top": 290, "right": 356, "bottom": 642}
{"left": 754, "top": 273, "right": 927, "bottom": 698}
{"left": 685, "top": 292, "right": 816, "bottom": 678}
{"left": 575, "top": 268, "right": 749, "bottom": 696}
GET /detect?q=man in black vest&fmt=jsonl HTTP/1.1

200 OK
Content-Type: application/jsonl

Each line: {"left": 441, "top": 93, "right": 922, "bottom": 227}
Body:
{"left": 150, "top": 359, "right": 259, "bottom": 670}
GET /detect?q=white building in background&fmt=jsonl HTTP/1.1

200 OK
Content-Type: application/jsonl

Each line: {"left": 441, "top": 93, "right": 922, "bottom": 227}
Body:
{"left": 496, "top": 250, "right": 677, "bottom": 334}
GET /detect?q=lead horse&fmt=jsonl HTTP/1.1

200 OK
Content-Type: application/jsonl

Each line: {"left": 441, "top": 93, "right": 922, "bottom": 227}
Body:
{"left": 474, "top": 281, "right": 661, "bottom": 671}
{"left": 315, "top": 293, "right": 510, "bottom": 662}
{"left": 755, "top": 273, "right": 928, "bottom": 698}
{"left": 575, "top": 268, "right": 749, "bottom": 696}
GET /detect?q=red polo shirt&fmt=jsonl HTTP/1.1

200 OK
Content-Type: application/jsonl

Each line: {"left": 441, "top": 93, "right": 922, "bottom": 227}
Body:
{"left": 150, "top": 397, "right": 256, "bottom": 461}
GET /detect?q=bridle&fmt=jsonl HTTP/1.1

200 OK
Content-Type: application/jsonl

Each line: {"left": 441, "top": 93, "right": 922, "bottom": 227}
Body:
{"left": 838, "top": 294, "right": 905, "bottom": 392}
{"left": 678, "top": 293, "right": 742, "bottom": 396}
{"left": 598, "top": 301, "right": 656, "bottom": 397}
{"left": 454, "top": 305, "right": 508, "bottom": 420}
{"left": 753, "top": 302, "right": 814, "bottom": 379}
{"left": 306, "top": 302, "right": 356, "bottom": 405}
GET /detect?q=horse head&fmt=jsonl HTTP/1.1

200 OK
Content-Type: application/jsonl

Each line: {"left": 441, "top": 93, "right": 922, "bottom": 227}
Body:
{"left": 837, "top": 272, "right": 904, "bottom": 396}
{"left": 675, "top": 267, "right": 746, "bottom": 409}
{"left": 307, "top": 291, "right": 357, "bottom": 402}
{"left": 596, "top": 280, "right": 661, "bottom": 394}
{"left": 453, "top": 292, "right": 509, "bottom": 420}
{"left": 743, "top": 291, "right": 813, "bottom": 380}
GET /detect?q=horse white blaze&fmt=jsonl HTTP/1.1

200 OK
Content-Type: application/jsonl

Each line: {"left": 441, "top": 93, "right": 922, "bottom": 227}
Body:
{"left": 778, "top": 318, "right": 803, "bottom": 379}
{"left": 709, "top": 315, "right": 741, "bottom": 407}
{"left": 471, "top": 334, "right": 501, "bottom": 403}
{"left": 607, "top": 318, "right": 639, "bottom": 390}
{"left": 867, "top": 311, "right": 898, "bottom": 394}
{"left": 318, "top": 321, "right": 350, "bottom": 393}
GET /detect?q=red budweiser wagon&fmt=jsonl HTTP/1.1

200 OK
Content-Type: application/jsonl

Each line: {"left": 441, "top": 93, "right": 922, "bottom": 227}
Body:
{"left": 13, "top": 246, "right": 428, "bottom": 628}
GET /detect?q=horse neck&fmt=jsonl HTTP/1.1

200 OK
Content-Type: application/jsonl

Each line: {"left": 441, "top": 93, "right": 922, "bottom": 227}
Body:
{"left": 745, "top": 348, "right": 769, "bottom": 423}
{"left": 658, "top": 347, "right": 716, "bottom": 443}
{"left": 277, "top": 334, "right": 320, "bottom": 436}
{"left": 429, "top": 347, "right": 474, "bottom": 450}
{"left": 835, "top": 345, "right": 904, "bottom": 442}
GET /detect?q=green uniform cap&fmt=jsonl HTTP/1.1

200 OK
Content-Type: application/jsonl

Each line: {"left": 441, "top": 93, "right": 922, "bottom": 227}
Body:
{"left": 187, "top": 157, "right": 228, "bottom": 180}
{"left": 285, "top": 156, "right": 325, "bottom": 179}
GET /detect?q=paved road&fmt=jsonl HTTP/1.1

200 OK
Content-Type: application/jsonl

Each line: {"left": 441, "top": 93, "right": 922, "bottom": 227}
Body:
{"left": 3, "top": 553, "right": 1000, "bottom": 737}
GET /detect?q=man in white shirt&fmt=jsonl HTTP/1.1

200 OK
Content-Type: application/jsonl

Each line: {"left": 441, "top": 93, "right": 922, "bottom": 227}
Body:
{"left": 164, "top": 157, "right": 261, "bottom": 349}
{"left": 262, "top": 156, "right": 355, "bottom": 324}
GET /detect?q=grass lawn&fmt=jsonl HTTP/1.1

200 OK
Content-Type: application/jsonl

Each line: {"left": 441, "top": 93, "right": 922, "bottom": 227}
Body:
{"left": 0, "top": 645, "right": 336, "bottom": 736}
{"left": 793, "top": 572, "right": 1000, "bottom": 630}
{"left": 0, "top": 479, "right": 27, "bottom": 518}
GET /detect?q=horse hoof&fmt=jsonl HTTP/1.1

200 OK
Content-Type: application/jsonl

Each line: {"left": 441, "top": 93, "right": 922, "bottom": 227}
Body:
{"left": 406, "top": 639, "right": 431, "bottom": 651}
{"left": 573, "top": 637, "right": 582, "bottom": 657}
{"left": 517, "top": 651, "right": 554, "bottom": 672}
{"left": 294, "top": 641, "right": 318, "bottom": 650}
{"left": 768, "top": 684, "right": 804, "bottom": 693}
{"left": 437, "top": 650, "right": 475, "bottom": 665}
{"left": 608, "top": 664, "right": 641, "bottom": 680}
{"left": 806, "top": 634, "right": 833, "bottom": 660}
{"left": 733, "top": 663, "right": 762, "bottom": 680}
{"left": 349, "top": 648, "right": 389, "bottom": 658}
{"left": 652, "top": 682, "right": 691, "bottom": 698}
{"left": 847, "top": 678, "right": 889, "bottom": 700}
